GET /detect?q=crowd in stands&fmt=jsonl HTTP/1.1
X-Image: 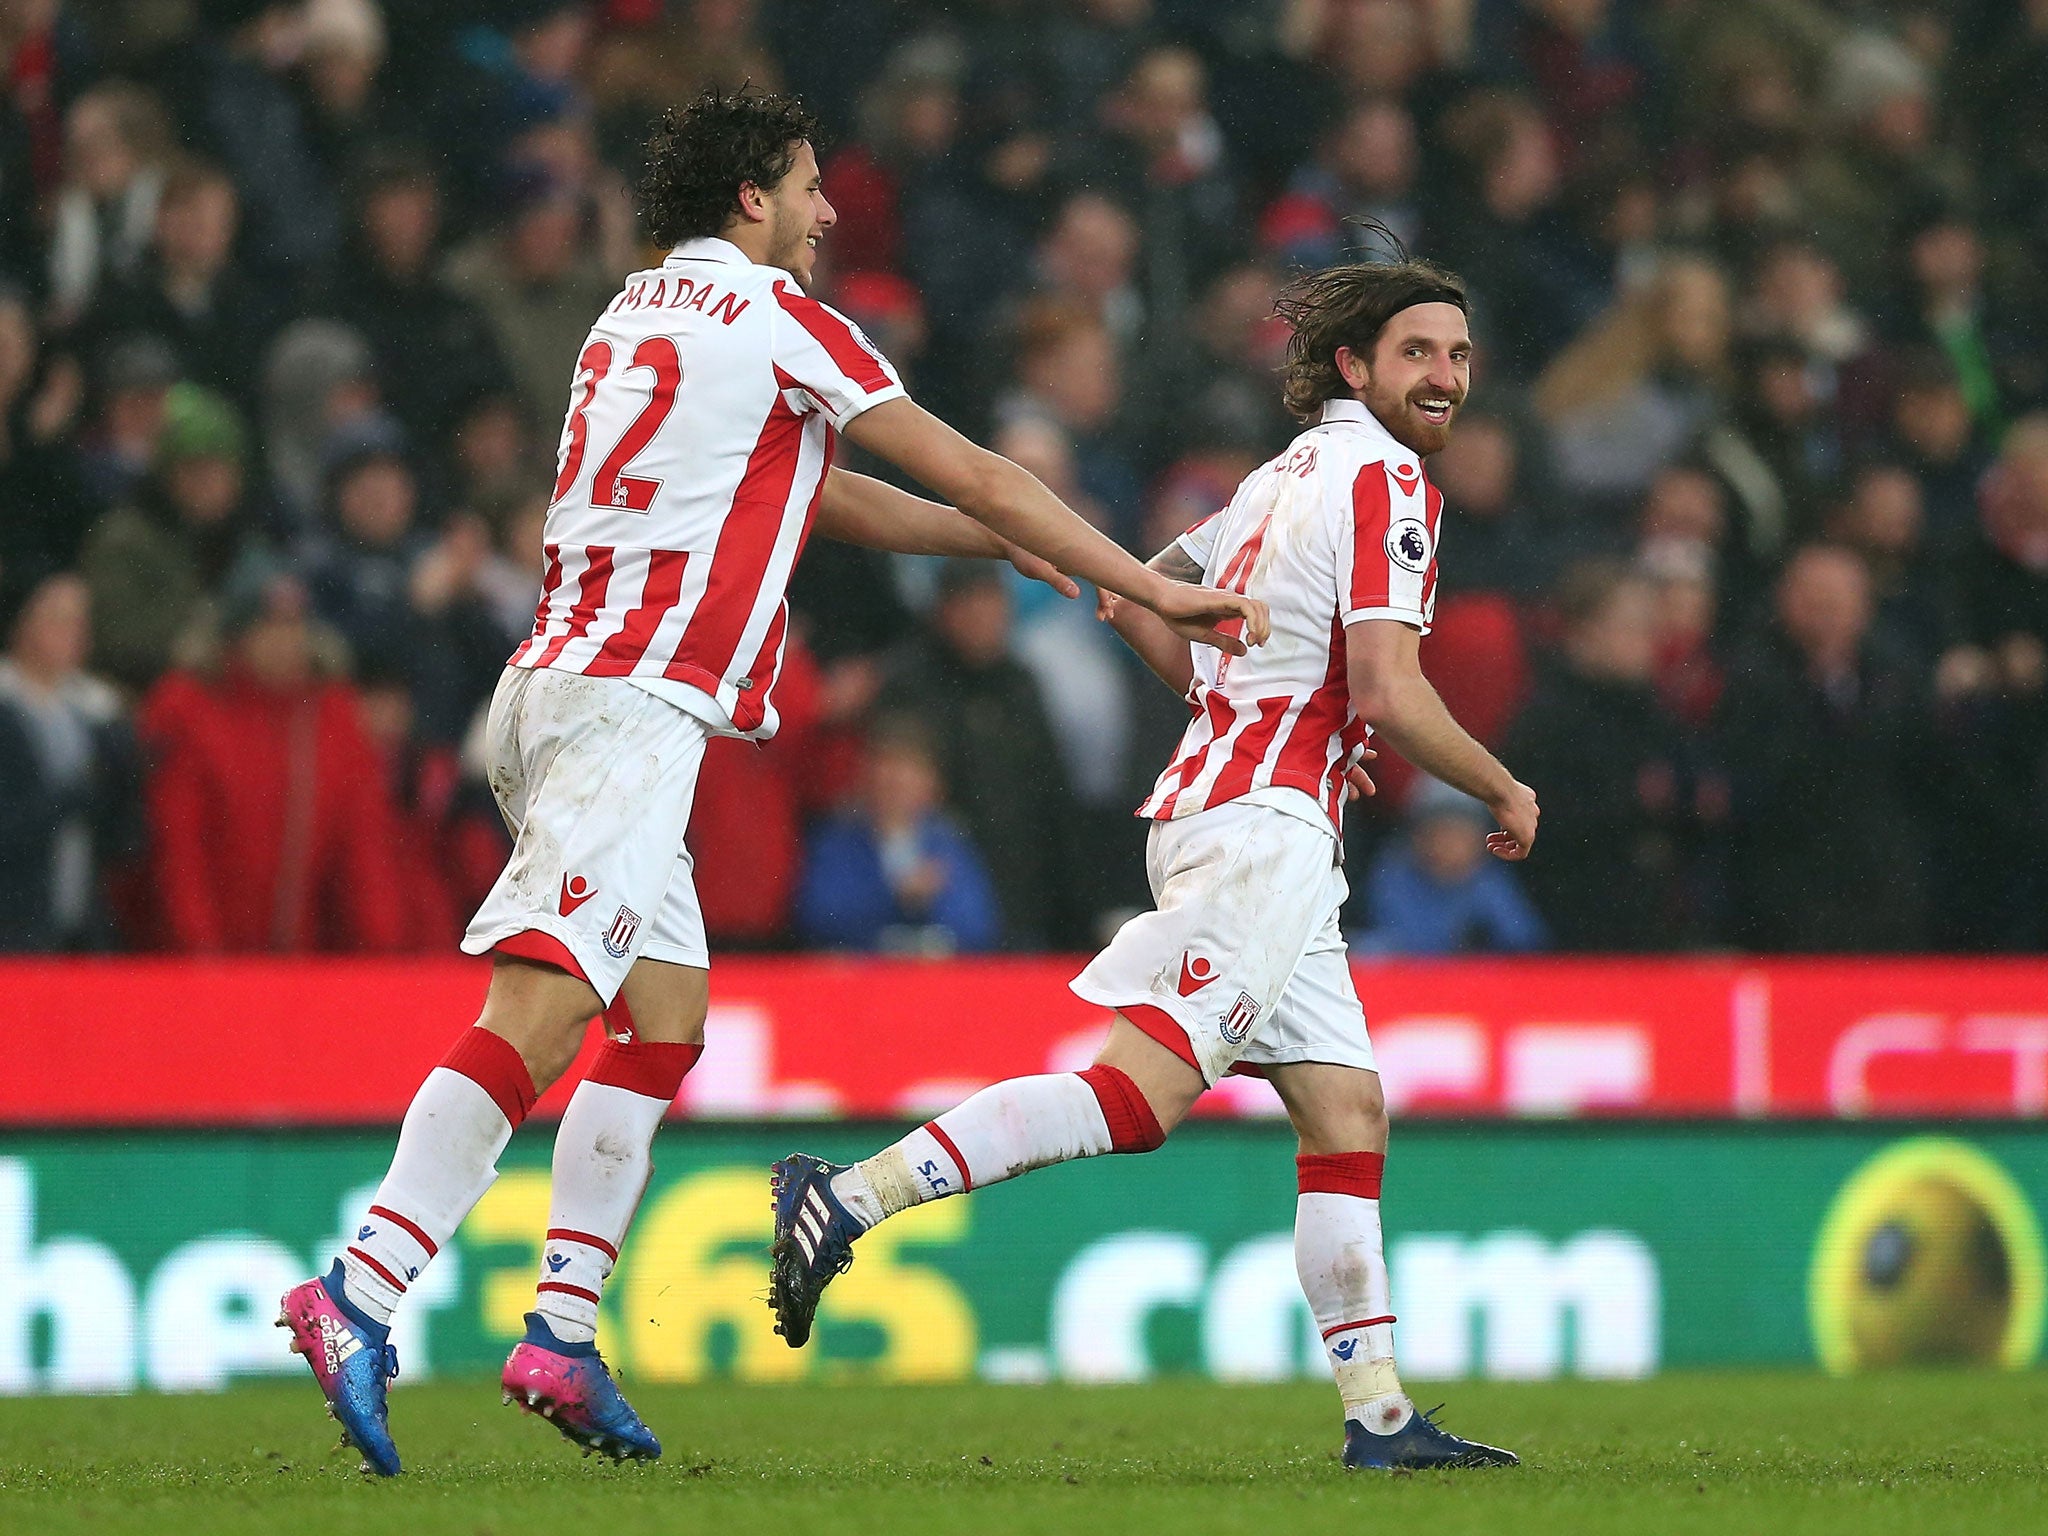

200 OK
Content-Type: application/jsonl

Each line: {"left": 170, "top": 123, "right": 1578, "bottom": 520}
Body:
{"left": 2, "top": 0, "right": 2045, "bottom": 957}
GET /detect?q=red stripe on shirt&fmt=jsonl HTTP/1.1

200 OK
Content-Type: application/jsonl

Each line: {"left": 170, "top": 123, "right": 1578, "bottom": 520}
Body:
{"left": 1349, "top": 462, "right": 1396, "bottom": 612}
{"left": 533, "top": 546, "right": 614, "bottom": 667}
{"left": 512, "top": 543, "right": 567, "bottom": 665}
{"left": 1154, "top": 686, "right": 1236, "bottom": 818}
{"left": 774, "top": 286, "right": 893, "bottom": 394}
{"left": 1271, "top": 615, "right": 1352, "bottom": 817}
{"left": 1207, "top": 695, "right": 1292, "bottom": 803}
{"left": 587, "top": 549, "right": 690, "bottom": 675}
{"left": 665, "top": 393, "right": 804, "bottom": 686}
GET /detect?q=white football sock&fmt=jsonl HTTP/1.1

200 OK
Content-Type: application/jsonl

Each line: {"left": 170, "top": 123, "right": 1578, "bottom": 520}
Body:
{"left": 830, "top": 1065, "right": 1163, "bottom": 1229}
{"left": 533, "top": 1040, "right": 698, "bottom": 1345}
{"left": 339, "top": 1029, "right": 535, "bottom": 1326}
{"left": 1295, "top": 1152, "right": 1411, "bottom": 1432}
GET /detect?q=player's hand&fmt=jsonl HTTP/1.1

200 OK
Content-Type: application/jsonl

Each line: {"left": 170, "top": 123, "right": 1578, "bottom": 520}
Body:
{"left": 1484, "top": 778, "right": 1540, "bottom": 861}
{"left": 1003, "top": 540, "right": 1081, "bottom": 599}
{"left": 1149, "top": 580, "right": 1271, "bottom": 657}
{"left": 1344, "top": 749, "right": 1379, "bottom": 802}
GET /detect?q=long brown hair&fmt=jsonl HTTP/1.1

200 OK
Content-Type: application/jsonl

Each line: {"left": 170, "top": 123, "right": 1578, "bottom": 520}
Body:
{"left": 1274, "top": 228, "right": 1467, "bottom": 420}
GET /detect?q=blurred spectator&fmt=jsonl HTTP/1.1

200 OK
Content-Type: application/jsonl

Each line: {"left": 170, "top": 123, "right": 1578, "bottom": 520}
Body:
{"left": 444, "top": 171, "right": 619, "bottom": 428}
{"left": 988, "top": 417, "right": 1133, "bottom": 815}
{"left": 446, "top": 392, "right": 546, "bottom": 520}
{"left": 796, "top": 715, "right": 1000, "bottom": 955}
{"left": 1489, "top": 0, "right": 1645, "bottom": 171}
{"left": 1027, "top": 192, "right": 1144, "bottom": 348}
{"left": 1827, "top": 461, "right": 1947, "bottom": 664}
{"left": 1436, "top": 89, "right": 1604, "bottom": 383}
{"left": 293, "top": 0, "right": 396, "bottom": 186}
{"left": 1702, "top": 334, "right": 1846, "bottom": 553}
{"left": 86, "top": 154, "right": 280, "bottom": 410}
{"left": 1944, "top": 415, "right": 2048, "bottom": 696}
{"left": 1800, "top": 30, "right": 1962, "bottom": 298}
{"left": 0, "top": 571, "right": 143, "bottom": 951}
{"left": 1534, "top": 255, "right": 1733, "bottom": 510}
{"left": 76, "top": 332, "right": 178, "bottom": 506}
{"left": 1353, "top": 779, "right": 1547, "bottom": 957}
{"left": 327, "top": 150, "right": 509, "bottom": 444}
{"left": 1718, "top": 545, "right": 1933, "bottom": 951}
{"left": 47, "top": 81, "right": 170, "bottom": 324}
{"left": 305, "top": 420, "right": 427, "bottom": 684}
{"left": 1093, "top": 44, "right": 1239, "bottom": 330}
{"left": 81, "top": 381, "right": 264, "bottom": 692}
{"left": 0, "top": 283, "right": 93, "bottom": 572}
{"left": 587, "top": 0, "right": 781, "bottom": 155}
{"left": 170, "top": 0, "right": 342, "bottom": 275}
{"left": 997, "top": 296, "right": 1142, "bottom": 544}
{"left": 138, "top": 561, "right": 408, "bottom": 952}
{"left": 1427, "top": 411, "right": 1550, "bottom": 599}
{"left": 1880, "top": 347, "right": 1990, "bottom": 544}
{"left": 689, "top": 633, "right": 827, "bottom": 949}
{"left": 1637, "top": 536, "right": 1724, "bottom": 730}
{"left": 355, "top": 659, "right": 504, "bottom": 949}
{"left": 1892, "top": 203, "right": 2045, "bottom": 441}
{"left": 1260, "top": 98, "right": 1423, "bottom": 270}
{"left": 259, "top": 317, "right": 379, "bottom": 530}
{"left": 1135, "top": 261, "right": 1295, "bottom": 474}
{"left": 877, "top": 560, "right": 1074, "bottom": 949}
{"left": 405, "top": 507, "right": 537, "bottom": 746}
{"left": 1503, "top": 560, "right": 1704, "bottom": 949}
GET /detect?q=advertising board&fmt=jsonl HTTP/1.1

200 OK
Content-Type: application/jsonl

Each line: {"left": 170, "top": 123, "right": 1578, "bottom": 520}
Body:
{"left": 3, "top": 1125, "right": 2039, "bottom": 1395}
{"left": 5, "top": 956, "right": 2046, "bottom": 1124}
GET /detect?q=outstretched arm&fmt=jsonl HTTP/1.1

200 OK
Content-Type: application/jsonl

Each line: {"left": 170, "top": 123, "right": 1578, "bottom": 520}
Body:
{"left": 815, "top": 469, "right": 1080, "bottom": 596}
{"left": 843, "top": 398, "right": 1269, "bottom": 655}
{"left": 1347, "top": 618, "right": 1539, "bottom": 860}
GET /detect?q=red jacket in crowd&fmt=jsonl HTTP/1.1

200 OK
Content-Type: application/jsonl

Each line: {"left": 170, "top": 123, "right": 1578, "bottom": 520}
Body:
{"left": 139, "top": 666, "right": 410, "bottom": 952}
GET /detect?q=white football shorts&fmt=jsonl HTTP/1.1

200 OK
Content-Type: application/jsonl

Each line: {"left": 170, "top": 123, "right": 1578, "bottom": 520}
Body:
{"left": 1071, "top": 792, "right": 1376, "bottom": 1084}
{"left": 462, "top": 667, "right": 710, "bottom": 1002}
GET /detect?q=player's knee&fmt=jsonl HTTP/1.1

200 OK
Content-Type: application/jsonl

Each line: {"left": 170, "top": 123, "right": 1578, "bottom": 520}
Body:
{"left": 1078, "top": 1064, "right": 1170, "bottom": 1153}
{"left": 1355, "top": 1073, "right": 1388, "bottom": 1132}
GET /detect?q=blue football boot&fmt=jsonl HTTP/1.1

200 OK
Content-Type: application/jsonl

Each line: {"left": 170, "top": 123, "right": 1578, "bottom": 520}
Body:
{"left": 276, "top": 1262, "right": 403, "bottom": 1476}
{"left": 501, "top": 1311, "right": 661, "bottom": 1462}
{"left": 1343, "top": 1403, "right": 1520, "bottom": 1470}
{"left": 768, "top": 1153, "right": 862, "bottom": 1347}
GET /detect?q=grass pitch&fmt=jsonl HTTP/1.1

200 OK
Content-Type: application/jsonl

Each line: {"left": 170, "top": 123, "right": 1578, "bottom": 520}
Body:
{"left": 2, "top": 1373, "right": 2044, "bottom": 1536}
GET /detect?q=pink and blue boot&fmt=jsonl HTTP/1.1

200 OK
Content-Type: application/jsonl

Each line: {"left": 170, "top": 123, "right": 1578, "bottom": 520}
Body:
{"left": 501, "top": 1312, "right": 661, "bottom": 1462}
{"left": 276, "top": 1262, "right": 403, "bottom": 1476}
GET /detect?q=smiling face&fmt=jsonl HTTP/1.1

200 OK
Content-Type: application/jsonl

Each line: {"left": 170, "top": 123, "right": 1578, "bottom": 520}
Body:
{"left": 1338, "top": 301, "right": 1471, "bottom": 456}
{"left": 755, "top": 139, "right": 834, "bottom": 287}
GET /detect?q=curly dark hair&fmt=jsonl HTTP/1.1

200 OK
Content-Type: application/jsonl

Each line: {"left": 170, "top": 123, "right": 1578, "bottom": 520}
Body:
{"left": 1274, "top": 225, "right": 1468, "bottom": 420}
{"left": 637, "top": 87, "right": 821, "bottom": 248}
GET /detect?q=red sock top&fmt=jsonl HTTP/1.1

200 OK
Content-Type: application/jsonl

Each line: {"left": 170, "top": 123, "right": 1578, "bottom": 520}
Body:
{"left": 1079, "top": 1063, "right": 1167, "bottom": 1153}
{"left": 1296, "top": 1150, "right": 1385, "bottom": 1199}
{"left": 440, "top": 1026, "right": 538, "bottom": 1126}
{"left": 587, "top": 1038, "right": 702, "bottom": 1102}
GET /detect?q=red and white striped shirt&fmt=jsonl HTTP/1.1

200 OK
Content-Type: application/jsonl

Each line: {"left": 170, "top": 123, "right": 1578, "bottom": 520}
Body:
{"left": 509, "top": 237, "right": 905, "bottom": 739}
{"left": 1139, "top": 399, "right": 1443, "bottom": 833}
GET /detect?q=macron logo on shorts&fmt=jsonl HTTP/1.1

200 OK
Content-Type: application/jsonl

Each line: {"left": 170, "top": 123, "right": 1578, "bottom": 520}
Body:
{"left": 560, "top": 874, "right": 597, "bottom": 916}
{"left": 1178, "top": 953, "right": 1218, "bottom": 997}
